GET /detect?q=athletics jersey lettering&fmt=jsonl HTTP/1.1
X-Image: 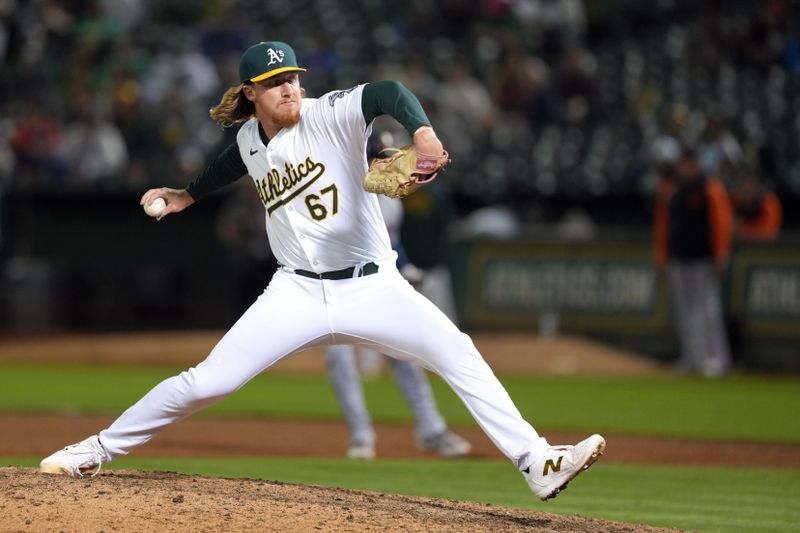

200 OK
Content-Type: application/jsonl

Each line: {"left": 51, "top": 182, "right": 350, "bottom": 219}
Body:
{"left": 253, "top": 156, "right": 326, "bottom": 215}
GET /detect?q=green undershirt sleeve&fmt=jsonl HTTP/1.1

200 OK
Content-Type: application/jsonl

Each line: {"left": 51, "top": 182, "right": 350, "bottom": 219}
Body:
{"left": 185, "top": 142, "right": 248, "bottom": 200}
{"left": 361, "top": 80, "right": 431, "bottom": 135}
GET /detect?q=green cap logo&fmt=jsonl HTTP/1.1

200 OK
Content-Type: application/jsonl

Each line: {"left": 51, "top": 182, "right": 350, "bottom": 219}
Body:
{"left": 239, "top": 41, "right": 306, "bottom": 84}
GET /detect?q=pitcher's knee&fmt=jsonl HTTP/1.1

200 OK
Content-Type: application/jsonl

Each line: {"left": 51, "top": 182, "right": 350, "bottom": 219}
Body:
{"left": 415, "top": 331, "right": 484, "bottom": 370}
{"left": 440, "top": 331, "right": 483, "bottom": 360}
{"left": 176, "top": 367, "right": 238, "bottom": 407}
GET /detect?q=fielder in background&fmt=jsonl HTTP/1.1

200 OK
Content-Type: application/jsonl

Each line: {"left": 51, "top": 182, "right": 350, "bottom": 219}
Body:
{"left": 327, "top": 195, "right": 470, "bottom": 460}
{"left": 653, "top": 146, "right": 734, "bottom": 377}
{"left": 40, "top": 40, "right": 604, "bottom": 502}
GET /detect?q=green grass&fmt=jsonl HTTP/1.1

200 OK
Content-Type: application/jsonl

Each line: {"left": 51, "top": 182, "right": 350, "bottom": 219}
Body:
{"left": 5, "top": 457, "right": 799, "bottom": 533}
{"left": 0, "top": 363, "right": 798, "bottom": 442}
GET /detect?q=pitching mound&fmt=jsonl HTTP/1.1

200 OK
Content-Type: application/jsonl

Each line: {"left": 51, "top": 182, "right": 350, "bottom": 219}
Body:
{"left": 2, "top": 467, "right": 675, "bottom": 532}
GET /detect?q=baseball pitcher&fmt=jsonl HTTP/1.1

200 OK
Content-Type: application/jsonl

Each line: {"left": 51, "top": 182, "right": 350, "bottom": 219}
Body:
{"left": 40, "top": 41, "right": 604, "bottom": 501}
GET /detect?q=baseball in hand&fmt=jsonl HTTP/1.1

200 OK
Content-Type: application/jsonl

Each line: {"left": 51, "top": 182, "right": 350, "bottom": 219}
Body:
{"left": 144, "top": 197, "right": 167, "bottom": 218}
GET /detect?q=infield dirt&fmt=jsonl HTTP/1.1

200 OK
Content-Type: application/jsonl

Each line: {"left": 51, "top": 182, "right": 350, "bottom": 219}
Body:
{"left": 3, "top": 413, "right": 799, "bottom": 468}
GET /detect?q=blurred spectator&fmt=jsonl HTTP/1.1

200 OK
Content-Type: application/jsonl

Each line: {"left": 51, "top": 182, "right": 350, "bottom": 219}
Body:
{"left": 0, "top": 0, "right": 799, "bottom": 210}
{"left": 653, "top": 147, "right": 733, "bottom": 377}
{"left": 402, "top": 60, "right": 439, "bottom": 110}
{"left": 434, "top": 61, "right": 495, "bottom": 161}
{"left": 508, "top": 0, "right": 586, "bottom": 60}
{"left": 695, "top": 115, "right": 743, "bottom": 185}
{"left": 732, "top": 1, "right": 787, "bottom": 74}
{"left": 555, "top": 46, "right": 598, "bottom": 123}
{"left": 110, "top": 69, "right": 160, "bottom": 188}
{"left": 62, "top": 97, "right": 128, "bottom": 188}
{"left": 199, "top": 13, "right": 252, "bottom": 62}
{"left": 644, "top": 105, "right": 690, "bottom": 193}
{"left": 9, "top": 102, "right": 67, "bottom": 188}
{"left": 0, "top": 0, "right": 19, "bottom": 66}
{"left": 141, "top": 38, "right": 220, "bottom": 107}
{"left": 98, "top": 0, "right": 146, "bottom": 31}
{"left": 437, "top": 60, "right": 495, "bottom": 132}
{"left": 730, "top": 170, "right": 783, "bottom": 242}
{"left": 650, "top": 105, "right": 691, "bottom": 167}
{"left": 493, "top": 51, "right": 560, "bottom": 127}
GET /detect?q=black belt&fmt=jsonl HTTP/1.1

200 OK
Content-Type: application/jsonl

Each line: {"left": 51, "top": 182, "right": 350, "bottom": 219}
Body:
{"left": 288, "top": 262, "right": 379, "bottom": 280}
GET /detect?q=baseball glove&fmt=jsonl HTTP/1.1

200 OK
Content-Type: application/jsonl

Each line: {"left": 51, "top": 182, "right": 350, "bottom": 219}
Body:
{"left": 363, "top": 145, "right": 449, "bottom": 198}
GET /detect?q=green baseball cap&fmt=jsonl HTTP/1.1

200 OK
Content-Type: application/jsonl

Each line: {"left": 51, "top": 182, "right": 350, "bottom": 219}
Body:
{"left": 239, "top": 41, "right": 306, "bottom": 84}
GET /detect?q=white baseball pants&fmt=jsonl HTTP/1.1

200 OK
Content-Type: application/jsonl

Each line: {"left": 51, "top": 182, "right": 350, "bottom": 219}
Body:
{"left": 325, "top": 344, "right": 447, "bottom": 445}
{"left": 99, "top": 266, "right": 548, "bottom": 470}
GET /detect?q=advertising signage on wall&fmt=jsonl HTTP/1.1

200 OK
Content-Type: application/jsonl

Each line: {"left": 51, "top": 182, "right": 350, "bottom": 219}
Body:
{"left": 745, "top": 267, "right": 800, "bottom": 317}
{"left": 456, "top": 240, "right": 800, "bottom": 339}
{"left": 483, "top": 260, "right": 656, "bottom": 314}
{"left": 459, "top": 241, "right": 670, "bottom": 332}
{"left": 731, "top": 249, "right": 800, "bottom": 336}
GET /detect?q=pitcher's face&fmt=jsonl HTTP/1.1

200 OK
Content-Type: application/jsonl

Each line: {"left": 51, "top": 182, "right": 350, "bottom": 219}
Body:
{"left": 244, "top": 72, "right": 302, "bottom": 128}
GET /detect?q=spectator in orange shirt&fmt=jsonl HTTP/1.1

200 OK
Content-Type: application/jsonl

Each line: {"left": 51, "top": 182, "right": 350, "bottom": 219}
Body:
{"left": 730, "top": 170, "right": 782, "bottom": 242}
{"left": 653, "top": 147, "right": 734, "bottom": 377}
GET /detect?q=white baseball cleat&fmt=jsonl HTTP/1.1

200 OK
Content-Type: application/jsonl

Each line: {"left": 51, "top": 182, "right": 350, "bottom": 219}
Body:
{"left": 523, "top": 434, "right": 605, "bottom": 501}
{"left": 40, "top": 435, "right": 110, "bottom": 477}
{"left": 418, "top": 430, "right": 472, "bottom": 458}
{"left": 346, "top": 441, "right": 376, "bottom": 460}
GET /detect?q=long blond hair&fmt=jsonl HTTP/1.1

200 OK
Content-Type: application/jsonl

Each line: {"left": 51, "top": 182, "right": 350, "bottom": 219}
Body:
{"left": 209, "top": 85, "right": 255, "bottom": 128}
{"left": 209, "top": 82, "right": 307, "bottom": 128}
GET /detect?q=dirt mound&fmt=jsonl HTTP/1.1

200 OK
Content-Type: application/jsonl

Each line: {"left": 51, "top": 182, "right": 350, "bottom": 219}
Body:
{"left": 6, "top": 414, "right": 800, "bottom": 468}
{"left": 1, "top": 467, "right": 676, "bottom": 532}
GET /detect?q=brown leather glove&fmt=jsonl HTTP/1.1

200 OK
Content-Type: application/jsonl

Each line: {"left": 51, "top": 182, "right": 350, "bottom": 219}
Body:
{"left": 363, "top": 145, "right": 449, "bottom": 198}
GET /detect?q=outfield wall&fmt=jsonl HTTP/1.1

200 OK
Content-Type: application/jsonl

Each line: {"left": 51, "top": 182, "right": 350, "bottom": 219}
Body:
{"left": 2, "top": 191, "right": 799, "bottom": 370}
{"left": 449, "top": 239, "right": 800, "bottom": 370}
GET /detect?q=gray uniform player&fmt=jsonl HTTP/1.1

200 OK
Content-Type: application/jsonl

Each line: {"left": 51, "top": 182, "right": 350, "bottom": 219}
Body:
{"left": 327, "top": 196, "right": 470, "bottom": 459}
{"left": 39, "top": 41, "right": 605, "bottom": 502}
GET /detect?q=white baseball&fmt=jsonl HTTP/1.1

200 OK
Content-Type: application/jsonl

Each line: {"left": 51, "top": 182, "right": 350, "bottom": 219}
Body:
{"left": 144, "top": 197, "right": 167, "bottom": 218}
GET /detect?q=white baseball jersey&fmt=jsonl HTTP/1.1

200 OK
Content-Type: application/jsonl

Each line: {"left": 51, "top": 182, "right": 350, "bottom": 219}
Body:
{"left": 235, "top": 85, "right": 396, "bottom": 272}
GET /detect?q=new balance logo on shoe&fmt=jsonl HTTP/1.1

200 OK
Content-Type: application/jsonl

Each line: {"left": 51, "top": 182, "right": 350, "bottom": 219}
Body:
{"left": 522, "top": 435, "right": 605, "bottom": 501}
{"left": 543, "top": 456, "right": 563, "bottom": 476}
